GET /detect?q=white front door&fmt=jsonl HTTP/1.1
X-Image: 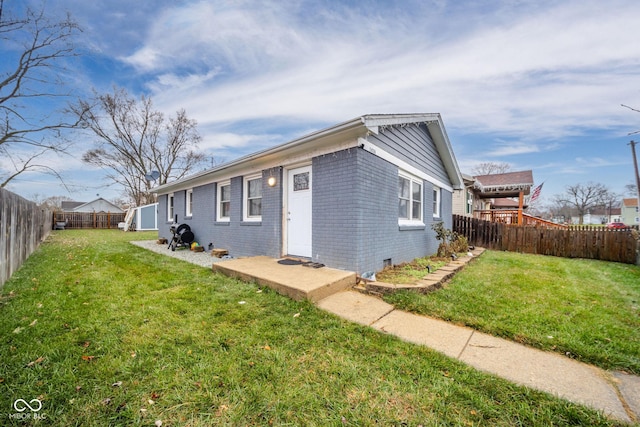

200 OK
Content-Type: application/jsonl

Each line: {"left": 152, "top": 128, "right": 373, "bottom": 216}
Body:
{"left": 286, "top": 165, "right": 312, "bottom": 257}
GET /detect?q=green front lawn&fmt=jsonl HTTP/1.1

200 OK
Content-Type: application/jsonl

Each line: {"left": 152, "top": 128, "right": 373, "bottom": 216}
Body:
{"left": 0, "top": 231, "right": 626, "bottom": 426}
{"left": 384, "top": 250, "right": 640, "bottom": 374}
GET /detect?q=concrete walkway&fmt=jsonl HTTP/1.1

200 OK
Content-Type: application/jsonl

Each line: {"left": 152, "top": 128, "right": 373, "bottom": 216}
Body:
{"left": 131, "top": 240, "right": 639, "bottom": 423}
{"left": 317, "top": 290, "right": 639, "bottom": 424}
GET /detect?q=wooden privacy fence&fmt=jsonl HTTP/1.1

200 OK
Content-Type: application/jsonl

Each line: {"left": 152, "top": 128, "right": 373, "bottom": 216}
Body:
{"left": 453, "top": 215, "right": 640, "bottom": 265}
{"left": 53, "top": 211, "right": 126, "bottom": 229}
{"left": 0, "top": 188, "right": 52, "bottom": 287}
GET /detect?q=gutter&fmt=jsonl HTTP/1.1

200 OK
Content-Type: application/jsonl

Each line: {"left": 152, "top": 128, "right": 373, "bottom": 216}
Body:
{"left": 154, "top": 116, "right": 367, "bottom": 195}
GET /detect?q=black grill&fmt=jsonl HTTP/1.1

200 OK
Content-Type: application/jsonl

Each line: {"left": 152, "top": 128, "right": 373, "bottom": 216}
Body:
{"left": 168, "top": 223, "right": 195, "bottom": 251}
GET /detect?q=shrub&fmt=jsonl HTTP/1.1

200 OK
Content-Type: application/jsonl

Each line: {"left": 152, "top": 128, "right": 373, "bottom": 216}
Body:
{"left": 431, "top": 222, "right": 468, "bottom": 257}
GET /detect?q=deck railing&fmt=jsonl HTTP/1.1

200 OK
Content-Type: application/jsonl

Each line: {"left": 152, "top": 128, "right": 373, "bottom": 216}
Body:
{"left": 473, "top": 210, "right": 567, "bottom": 229}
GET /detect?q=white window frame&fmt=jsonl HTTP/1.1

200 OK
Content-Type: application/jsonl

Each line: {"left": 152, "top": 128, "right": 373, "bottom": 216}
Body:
{"left": 216, "top": 181, "right": 231, "bottom": 222}
{"left": 433, "top": 186, "right": 441, "bottom": 218}
{"left": 243, "top": 174, "right": 262, "bottom": 222}
{"left": 398, "top": 171, "right": 424, "bottom": 226}
{"left": 186, "top": 189, "right": 194, "bottom": 217}
{"left": 167, "top": 193, "right": 174, "bottom": 222}
{"left": 433, "top": 185, "right": 442, "bottom": 218}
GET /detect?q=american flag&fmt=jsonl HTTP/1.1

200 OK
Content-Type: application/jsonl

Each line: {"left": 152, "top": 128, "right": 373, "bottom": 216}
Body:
{"left": 529, "top": 183, "right": 543, "bottom": 203}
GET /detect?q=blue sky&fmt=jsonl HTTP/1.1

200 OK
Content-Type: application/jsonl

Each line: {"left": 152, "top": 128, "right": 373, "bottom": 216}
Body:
{"left": 3, "top": 0, "right": 640, "bottom": 205}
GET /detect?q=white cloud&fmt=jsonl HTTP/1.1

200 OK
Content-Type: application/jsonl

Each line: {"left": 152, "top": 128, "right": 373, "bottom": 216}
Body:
{"left": 9, "top": 0, "right": 640, "bottom": 200}
{"left": 124, "top": 0, "right": 639, "bottom": 144}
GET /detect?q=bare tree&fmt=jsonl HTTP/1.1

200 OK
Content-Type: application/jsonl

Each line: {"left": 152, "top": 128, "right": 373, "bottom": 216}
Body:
{"left": 0, "top": 0, "right": 85, "bottom": 188}
{"left": 548, "top": 198, "right": 573, "bottom": 224}
{"left": 75, "top": 88, "right": 206, "bottom": 205}
{"left": 31, "top": 194, "right": 72, "bottom": 210}
{"left": 553, "top": 182, "right": 611, "bottom": 224}
{"left": 599, "top": 191, "right": 621, "bottom": 224}
{"left": 472, "top": 161, "right": 512, "bottom": 176}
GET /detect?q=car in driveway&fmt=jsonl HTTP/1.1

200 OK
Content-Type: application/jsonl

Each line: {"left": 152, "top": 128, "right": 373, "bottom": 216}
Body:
{"left": 606, "top": 222, "right": 628, "bottom": 229}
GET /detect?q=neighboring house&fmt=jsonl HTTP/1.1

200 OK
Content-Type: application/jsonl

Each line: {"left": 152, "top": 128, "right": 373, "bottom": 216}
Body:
{"left": 454, "top": 170, "right": 535, "bottom": 222}
{"left": 154, "top": 113, "right": 463, "bottom": 274}
{"left": 581, "top": 207, "right": 622, "bottom": 225}
{"left": 621, "top": 198, "right": 639, "bottom": 225}
{"left": 61, "top": 198, "right": 124, "bottom": 213}
{"left": 452, "top": 173, "right": 476, "bottom": 217}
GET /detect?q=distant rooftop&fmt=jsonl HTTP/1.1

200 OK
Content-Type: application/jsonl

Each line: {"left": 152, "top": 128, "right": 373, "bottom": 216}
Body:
{"left": 473, "top": 170, "right": 534, "bottom": 198}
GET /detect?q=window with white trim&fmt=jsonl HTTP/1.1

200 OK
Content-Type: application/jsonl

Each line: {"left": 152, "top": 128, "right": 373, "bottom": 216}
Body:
{"left": 433, "top": 186, "right": 441, "bottom": 218}
{"left": 216, "top": 181, "right": 230, "bottom": 222}
{"left": 398, "top": 172, "right": 423, "bottom": 224}
{"left": 167, "top": 193, "right": 174, "bottom": 222}
{"left": 243, "top": 175, "right": 262, "bottom": 221}
{"left": 186, "top": 189, "right": 193, "bottom": 217}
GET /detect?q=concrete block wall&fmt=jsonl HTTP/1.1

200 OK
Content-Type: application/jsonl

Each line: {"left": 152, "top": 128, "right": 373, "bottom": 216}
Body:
{"left": 312, "top": 149, "right": 360, "bottom": 270}
{"left": 313, "top": 147, "right": 449, "bottom": 274}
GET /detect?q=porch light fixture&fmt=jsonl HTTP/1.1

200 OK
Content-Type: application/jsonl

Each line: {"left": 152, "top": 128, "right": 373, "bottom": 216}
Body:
{"left": 267, "top": 176, "right": 277, "bottom": 187}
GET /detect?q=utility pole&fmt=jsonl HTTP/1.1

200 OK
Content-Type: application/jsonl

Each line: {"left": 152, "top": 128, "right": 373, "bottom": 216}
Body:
{"left": 630, "top": 140, "right": 640, "bottom": 266}
{"left": 630, "top": 141, "right": 640, "bottom": 217}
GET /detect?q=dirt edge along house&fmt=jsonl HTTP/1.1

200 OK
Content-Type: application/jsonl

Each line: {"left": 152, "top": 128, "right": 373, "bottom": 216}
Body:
{"left": 154, "top": 114, "right": 463, "bottom": 275}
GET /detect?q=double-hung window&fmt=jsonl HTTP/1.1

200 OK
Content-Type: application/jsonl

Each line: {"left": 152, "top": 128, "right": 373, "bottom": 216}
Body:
{"left": 398, "top": 172, "right": 423, "bottom": 224}
{"left": 186, "top": 189, "right": 193, "bottom": 217}
{"left": 167, "top": 193, "right": 174, "bottom": 222}
{"left": 433, "top": 186, "right": 441, "bottom": 218}
{"left": 217, "top": 181, "right": 230, "bottom": 222}
{"left": 244, "top": 175, "right": 262, "bottom": 221}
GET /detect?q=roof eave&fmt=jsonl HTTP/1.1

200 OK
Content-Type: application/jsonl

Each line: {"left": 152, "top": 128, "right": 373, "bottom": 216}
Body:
{"left": 425, "top": 117, "right": 464, "bottom": 190}
{"left": 154, "top": 117, "right": 369, "bottom": 194}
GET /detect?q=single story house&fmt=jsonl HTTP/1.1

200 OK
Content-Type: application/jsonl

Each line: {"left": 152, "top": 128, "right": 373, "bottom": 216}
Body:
{"left": 154, "top": 113, "right": 463, "bottom": 274}
{"left": 61, "top": 198, "right": 124, "bottom": 213}
{"left": 579, "top": 207, "right": 622, "bottom": 225}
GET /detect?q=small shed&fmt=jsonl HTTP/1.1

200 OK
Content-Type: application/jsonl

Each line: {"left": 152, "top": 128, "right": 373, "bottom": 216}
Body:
{"left": 131, "top": 203, "right": 159, "bottom": 231}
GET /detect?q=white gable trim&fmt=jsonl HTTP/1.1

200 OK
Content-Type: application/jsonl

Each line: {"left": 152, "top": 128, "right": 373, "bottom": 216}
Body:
{"left": 358, "top": 137, "right": 454, "bottom": 192}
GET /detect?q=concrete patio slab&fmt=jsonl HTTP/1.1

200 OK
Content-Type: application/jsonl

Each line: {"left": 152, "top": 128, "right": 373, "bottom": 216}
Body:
{"left": 212, "top": 256, "right": 356, "bottom": 302}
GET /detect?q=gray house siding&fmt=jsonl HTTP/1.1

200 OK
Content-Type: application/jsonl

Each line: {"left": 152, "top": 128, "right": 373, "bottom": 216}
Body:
{"left": 312, "top": 149, "right": 361, "bottom": 271}
{"left": 313, "top": 147, "right": 451, "bottom": 274}
{"left": 159, "top": 169, "right": 283, "bottom": 257}
{"left": 183, "top": 183, "right": 216, "bottom": 246}
{"left": 368, "top": 123, "right": 449, "bottom": 185}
